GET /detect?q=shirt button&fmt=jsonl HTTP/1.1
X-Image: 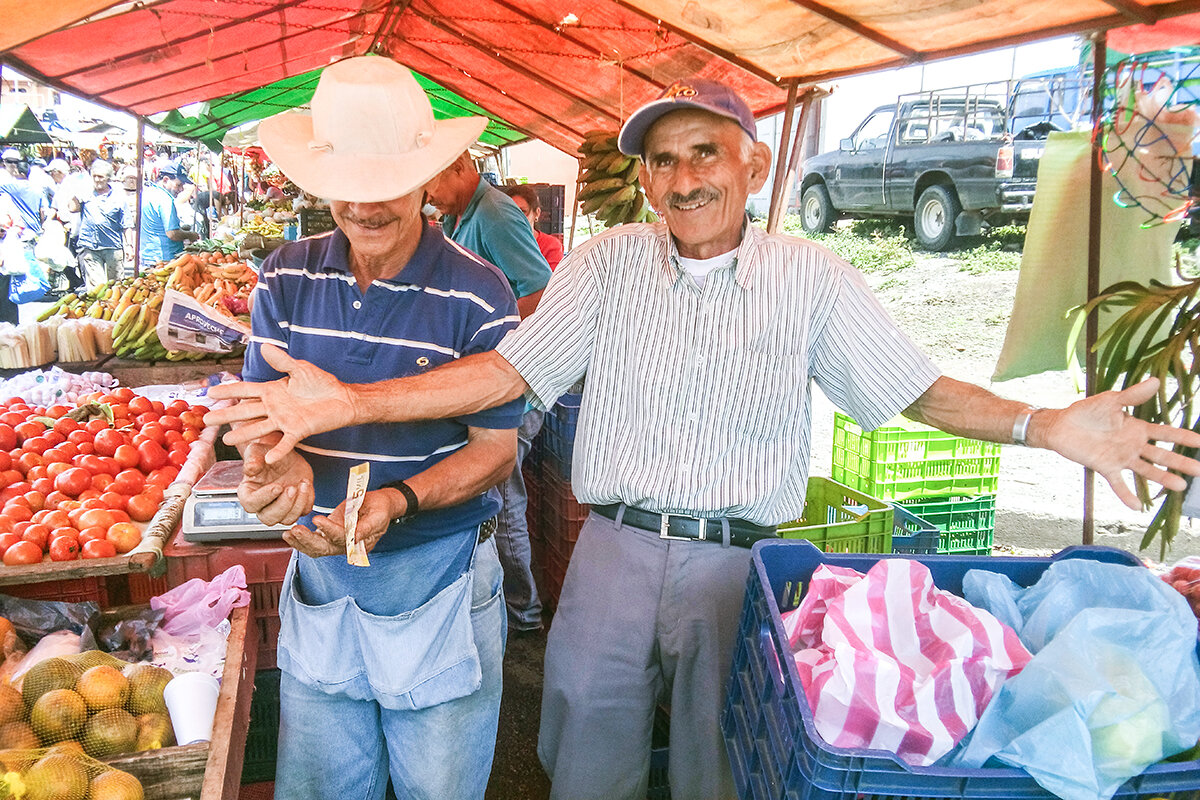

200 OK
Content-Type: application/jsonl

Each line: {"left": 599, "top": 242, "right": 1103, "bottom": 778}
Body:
{"left": 352, "top": 300, "right": 362, "bottom": 310}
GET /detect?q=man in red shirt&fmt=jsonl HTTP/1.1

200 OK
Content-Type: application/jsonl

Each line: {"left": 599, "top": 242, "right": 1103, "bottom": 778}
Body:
{"left": 499, "top": 184, "right": 563, "bottom": 270}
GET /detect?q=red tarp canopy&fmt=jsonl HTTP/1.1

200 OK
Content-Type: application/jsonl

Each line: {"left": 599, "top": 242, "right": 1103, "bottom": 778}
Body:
{"left": 3, "top": 1, "right": 1199, "bottom": 154}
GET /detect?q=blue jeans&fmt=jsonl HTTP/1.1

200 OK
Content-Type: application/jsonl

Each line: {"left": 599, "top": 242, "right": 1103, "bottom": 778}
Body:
{"left": 495, "top": 408, "right": 544, "bottom": 631}
{"left": 274, "top": 534, "right": 507, "bottom": 799}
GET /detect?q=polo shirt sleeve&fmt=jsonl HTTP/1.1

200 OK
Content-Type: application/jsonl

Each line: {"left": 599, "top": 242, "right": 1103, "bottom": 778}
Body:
{"left": 495, "top": 240, "right": 602, "bottom": 411}
{"left": 163, "top": 194, "right": 181, "bottom": 232}
{"left": 454, "top": 271, "right": 524, "bottom": 430}
{"left": 242, "top": 256, "right": 290, "bottom": 384}
{"left": 481, "top": 201, "right": 551, "bottom": 299}
{"left": 810, "top": 261, "right": 941, "bottom": 431}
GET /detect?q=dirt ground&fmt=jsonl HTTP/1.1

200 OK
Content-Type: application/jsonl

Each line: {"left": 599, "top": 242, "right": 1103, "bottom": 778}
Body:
{"left": 805, "top": 247, "right": 1200, "bottom": 562}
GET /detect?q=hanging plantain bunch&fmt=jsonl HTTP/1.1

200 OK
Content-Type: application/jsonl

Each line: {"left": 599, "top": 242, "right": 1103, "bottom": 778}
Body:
{"left": 1070, "top": 269, "right": 1200, "bottom": 557}
{"left": 575, "top": 129, "right": 656, "bottom": 227}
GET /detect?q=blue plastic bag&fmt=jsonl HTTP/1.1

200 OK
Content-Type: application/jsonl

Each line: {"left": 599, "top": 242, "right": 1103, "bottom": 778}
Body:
{"left": 953, "top": 560, "right": 1200, "bottom": 800}
{"left": 6, "top": 242, "right": 49, "bottom": 304}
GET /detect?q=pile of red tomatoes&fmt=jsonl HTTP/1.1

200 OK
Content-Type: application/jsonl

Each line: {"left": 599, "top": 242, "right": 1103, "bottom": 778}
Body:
{"left": 0, "top": 387, "right": 207, "bottom": 565}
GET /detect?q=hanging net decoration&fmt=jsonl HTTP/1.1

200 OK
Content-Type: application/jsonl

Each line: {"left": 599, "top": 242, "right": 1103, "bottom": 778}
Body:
{"left": 1097, "top": 51, "right": 1200, "bottom": 228}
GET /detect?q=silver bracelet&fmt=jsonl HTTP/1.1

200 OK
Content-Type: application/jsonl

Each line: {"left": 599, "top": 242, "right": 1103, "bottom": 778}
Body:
{"left": 1011, "top": 406, "right": 1040, "bottom": 446}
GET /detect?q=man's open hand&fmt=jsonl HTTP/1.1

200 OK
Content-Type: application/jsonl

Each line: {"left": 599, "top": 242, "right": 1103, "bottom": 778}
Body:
{"left": 206, "top": 344, "right": 355, "bottom": 463}
{"left": 1040, "top": 377, "right": 1200, "bottom": 509}
{"left": 282, "top": 489, "right": 398, "bottom": 558}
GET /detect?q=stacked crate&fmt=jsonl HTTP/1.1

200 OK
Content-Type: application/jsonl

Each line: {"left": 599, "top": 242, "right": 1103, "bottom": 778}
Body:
{"left": 534, "top": 393, "right": 586, "bottom": 609}
{"left": 831, "top": 412, "right": 1000, "bottom": 555}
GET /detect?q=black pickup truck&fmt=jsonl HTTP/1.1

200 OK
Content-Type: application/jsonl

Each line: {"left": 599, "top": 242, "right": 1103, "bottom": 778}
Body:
{"left": 799, "top": 88, "right": 1046, "bottom": 250}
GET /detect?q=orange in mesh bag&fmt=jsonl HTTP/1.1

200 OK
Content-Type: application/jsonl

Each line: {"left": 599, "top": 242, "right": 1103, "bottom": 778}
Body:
{"left": 0, "top": 746, "right": 143, "bottom": 799}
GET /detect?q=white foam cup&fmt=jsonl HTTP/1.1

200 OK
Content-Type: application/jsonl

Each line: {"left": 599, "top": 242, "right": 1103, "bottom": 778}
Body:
{"left": 163, "top": 671, "right": 221, "bottom": 745}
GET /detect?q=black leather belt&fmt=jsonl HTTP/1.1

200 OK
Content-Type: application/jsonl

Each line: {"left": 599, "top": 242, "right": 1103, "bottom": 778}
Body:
{"left": 593, "top": 504, "right": 777, "bottom": 549}
{"left": 478, "top": 516, "right": 497, "bottom": 544}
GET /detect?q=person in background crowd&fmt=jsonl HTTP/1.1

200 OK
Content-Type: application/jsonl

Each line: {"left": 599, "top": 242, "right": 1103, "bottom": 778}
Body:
{"left": 117, "top": 166, "right": 140, "bottom": 271}
{"left": 70, "top": 160, "right": 127, "bottom": 289}
{"left": 0, "top": 148, "right": 48, "bottom": 322}
{"left": 209, "top": 77, "right": 1200, "bottom": 800}
{"left": 46, "top": 158, "right": 87, "bottom": 291}
{"left": 219, "top": 56, "right": 520, "bottom": 799}
{"left": 425, "top": 148, "right": 552, "bottom": 637}
{"left": 139, "top": 160, "right": 198, "bottom": 268}
{"left": 499, "top": 183, "right": 564, "bottom": 270}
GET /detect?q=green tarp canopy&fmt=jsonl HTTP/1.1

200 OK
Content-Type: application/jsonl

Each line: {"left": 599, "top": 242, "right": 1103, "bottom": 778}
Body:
{"left": 0, "top": 104, "right": 51, "bottom": 144}
{"left": 153, "top": 68, "right": 526, "bottom": 152}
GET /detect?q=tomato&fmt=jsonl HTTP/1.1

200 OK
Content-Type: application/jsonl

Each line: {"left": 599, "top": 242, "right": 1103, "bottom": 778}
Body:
{"left": 67, "top": 429, "right": 91, "bottom": 446}
{"left": 3, "top": 540, "right": 42, "bottom": 565}
{"left": 43, "top": 490, "right": 69, "bottom": 509}
{"left": 76, "top": 442, "right": 95, "bottom": 455}
{"left": 0, "top": 470, "right": 16, "bottom": 489}
{"left": 98, "top": 491, "right": 127, "bottom": 511}
{"left": 77, "top": 508, "right": 116, "bottom": 531}
{"left": 48, "top": 536, "right": 79, "bottom": 562}
{"left": 21, "top": 524, "right": 49, "bottom": 551}
{"left": 42, "top": 448, "right": 70, "bottom": 465}
{"left": 164, "top": 430, "right": 185, "bottom": 448}
{"left": 135, "top": 412, "right": 161, "bottom": 428}
{"left": 93, "top": 428, "right": 124, "bottom": 457}
{"left": 90, "top": 473, "right": 114, "bottom": 492}
{"left": 150, "top": 400, "right": 165, "bottom": 414}
{"left": 107, "top": 402, "right": 130, "bottom": 420}
{"left": 82, "top": 538, "right": 117, "bottom": 559}
{"left": 126, "top": 492, "right": 159, "bottom": 522}
{"left": 51, "top": 417, "right": 79, "bottom": 437}
{"left": 167, "top": 449, "right": 188, "bottom": 468}
{"left": 48, "top": 526, "right": 79, "bottom": 544}
{"left": 43, "top": 430, "right": 66, "bottom": 447}
{"left": 0, "top": 424, "right": 15, "bottom": 451}
{"left": 140, "top": 423, "right": 166, "bottom": 444}
{"left": 30, "top": 478, "right": 53, "bottom": 497}
{"left": 15, "top": 453, "right": 41, "bottom": 475}
{"left": 167, "top": 399, "right": 189, "bottom": 416}
{"left": 79, "top": 455, "right": 109, "bottom": 476}
{"left": 136, "top": 441, "right": 168, "bottom": 473}
{"left": 22, "top": 436, "right": 51, "bottom": 456}
{"left": 0, "top": 533, "right": 19, "bottom": 553}
{"left": 105, "top": 522, "right": 140, "bottom": 554}
{"left": 179, "top": 411, "right": 204, "bottom": 429}
{"left": 0, "top": 490, "right": 20, "bottom": 507}
{"left": 54, "top": 467, "right": 92, "bottom": 497}
{"left": 46, "top": 461, "right": 70, "bottom": 481}
{"left": 112, "top": 444, "right": 139, "bottom": 470}
{"left": 3, "top": 505, "right": 31, "bottom": 524}
{"left": 127, "top": 396, "right": 151, "bottom": 416}
{"left": 30, "top": 510, "right": 49, "bottom": 523}
{"left": 78, "top": 526, "right": 107, "bottom": 546}
{"left": 56, "top": 499, "right": 80, "bottom": 513}
{"left": 41, "top": 510, "right": 70, "bottom": 529}
{"left": 112, "top": 387, "right": 135, "bottom": 403}
{"left": 107, "top": 508, "right": 131, "bottom": 525}
{"left": 112, "top": 469, "right": 144, "bottom": 496}
{"left": 43, "top": 404, "right": 69, "bottom": 420}
{"left": 85, "top": 419, "right": 110, "bottom": 436}
{"left": 13, "top": 421, "right": 43, "bottom": 444}
{"left": 0, "top": 412, "right": 25, "bottom": 427}
{"left": 22, "top": 491, "right": 45, "bottom": 512}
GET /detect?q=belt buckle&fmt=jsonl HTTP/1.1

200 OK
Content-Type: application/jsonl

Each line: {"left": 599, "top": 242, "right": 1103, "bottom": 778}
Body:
{"left": 659, "top": 514, "right": 706, "bottom": 542}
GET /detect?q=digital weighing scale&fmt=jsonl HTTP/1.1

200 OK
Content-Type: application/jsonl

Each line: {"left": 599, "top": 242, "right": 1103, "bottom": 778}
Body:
{"left": 182, "top": 460, "right": 291, "bottom": 543}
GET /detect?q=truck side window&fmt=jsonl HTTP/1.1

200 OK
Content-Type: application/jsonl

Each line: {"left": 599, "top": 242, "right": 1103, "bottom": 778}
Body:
{"left": 853, "top": 110, "right": 895, "bottom": 150}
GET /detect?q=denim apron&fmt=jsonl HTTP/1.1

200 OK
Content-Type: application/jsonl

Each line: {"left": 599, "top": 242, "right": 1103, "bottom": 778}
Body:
{"left": 276, "top": 528, "right": 483, "bottom": 711}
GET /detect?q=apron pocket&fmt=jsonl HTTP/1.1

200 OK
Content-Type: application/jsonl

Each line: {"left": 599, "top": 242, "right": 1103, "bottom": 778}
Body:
{"left": 278, "top": 557, "right": 362, "bottom": 687}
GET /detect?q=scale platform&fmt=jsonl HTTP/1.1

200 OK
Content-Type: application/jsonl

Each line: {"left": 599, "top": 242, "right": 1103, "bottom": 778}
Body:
{"left": 182, "top": 460, "right": 291, "bottom": 543}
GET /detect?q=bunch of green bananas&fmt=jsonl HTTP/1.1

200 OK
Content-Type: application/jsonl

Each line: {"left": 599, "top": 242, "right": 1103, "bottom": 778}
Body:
{"left": 111, "top": 301, "right": 166, "bottom": 361}
{"left": 576, "top": 130, "right": 656, "bottom": 227}
{"left": 36, "top": 264, "right": 174, "bottom": 323}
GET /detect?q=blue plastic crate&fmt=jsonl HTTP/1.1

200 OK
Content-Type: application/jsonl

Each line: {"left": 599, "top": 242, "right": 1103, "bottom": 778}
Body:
{"left": 889, "top": 503, "right": 940, "bottom": 554}
{"left": 543, "top": 392, "right": 582, "bottom": 480}
{"left": 719, "top": 540, "right": 1200, "bottom": 800}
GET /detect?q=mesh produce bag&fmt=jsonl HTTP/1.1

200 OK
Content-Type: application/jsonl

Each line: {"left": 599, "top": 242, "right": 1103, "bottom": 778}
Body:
{"left": 0, "top": 747, "right": 143, "bottom": 799}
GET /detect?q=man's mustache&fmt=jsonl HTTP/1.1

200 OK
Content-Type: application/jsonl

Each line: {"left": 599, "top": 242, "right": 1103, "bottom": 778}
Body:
{"left": 664, "top": 188, "right": 719, "bottom": 207}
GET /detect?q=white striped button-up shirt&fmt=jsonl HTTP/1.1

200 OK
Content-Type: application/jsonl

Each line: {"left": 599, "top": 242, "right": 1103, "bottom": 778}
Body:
{"left": 495, "top": 221, "right": 941, "bottom": 526}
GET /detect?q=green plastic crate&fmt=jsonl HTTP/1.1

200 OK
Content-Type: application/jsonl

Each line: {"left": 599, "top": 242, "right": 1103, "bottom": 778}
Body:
{"left": 898, "top": 494, "right": 996, "bottom": 555}
{"left": 778, "top": 477, "right": 893, "bottom": 553}
{"left": 241, "top": 669, "right": 280, "bottom": 784}
{"left": 831, "top": 412, "right": 1002, "bottom": 501}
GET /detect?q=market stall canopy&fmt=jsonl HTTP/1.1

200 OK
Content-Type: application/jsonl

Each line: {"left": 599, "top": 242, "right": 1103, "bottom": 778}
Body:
{"left": 0, "top": 104, "right": 51, "bottom": 144}
{"left": 2, "top": 0, "right": 1198, "bottom": 154}
{"left": 156, "top": 67, "right": 527, "bottom": 152}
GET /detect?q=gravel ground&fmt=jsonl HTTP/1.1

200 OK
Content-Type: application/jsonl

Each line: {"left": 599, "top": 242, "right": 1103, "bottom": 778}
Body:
{"left": 806, "top": 244, "right": 1200, "bottom": 563}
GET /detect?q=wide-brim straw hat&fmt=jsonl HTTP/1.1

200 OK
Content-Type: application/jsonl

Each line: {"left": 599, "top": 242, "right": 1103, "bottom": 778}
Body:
{"left": 259, "top": 56, "right": 487, "bottom": 203}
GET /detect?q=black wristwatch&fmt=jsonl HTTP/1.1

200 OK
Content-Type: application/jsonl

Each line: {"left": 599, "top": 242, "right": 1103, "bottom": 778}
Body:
{"left": 382, "top": 479, "right": 420, "bottom": 524}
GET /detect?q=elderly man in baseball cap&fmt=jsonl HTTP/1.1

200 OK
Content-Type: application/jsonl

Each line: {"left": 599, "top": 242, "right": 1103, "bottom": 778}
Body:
{"left": 230, "top": 55, "right": 522, "bottom": 798}
{"left": 210, "top": 75, "right": 1200, "bottom": 799}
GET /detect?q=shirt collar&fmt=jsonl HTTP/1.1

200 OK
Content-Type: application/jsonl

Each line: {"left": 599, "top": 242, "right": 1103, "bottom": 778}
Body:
{"left": 318, "top": 222, "right": 444, "bottom": 288}
{"left": 445, "top": 177, "right": 489, "bottom": 236}
{"left": 661, "top": 215, "right": 760, "bottom": 290}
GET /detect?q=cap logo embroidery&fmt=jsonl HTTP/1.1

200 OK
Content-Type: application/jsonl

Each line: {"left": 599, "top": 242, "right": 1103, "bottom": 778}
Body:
{"left": 663, "top": 83, "right": 697, "bottom": 100}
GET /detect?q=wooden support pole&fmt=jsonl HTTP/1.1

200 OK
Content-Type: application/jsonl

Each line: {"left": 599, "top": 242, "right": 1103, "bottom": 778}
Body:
{"left": 768, "top": 81, "right": 800, "bottom": 234}
{"left": 133, "top": 118, "right": 145, "bottom": 278}
{"left": 1083, "top": 31, "right": 1107, "bottom": 545}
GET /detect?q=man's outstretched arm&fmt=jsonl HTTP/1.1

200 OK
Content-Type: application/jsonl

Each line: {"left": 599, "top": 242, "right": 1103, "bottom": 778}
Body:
{"left": 207, "top": 344, "right": 528, "bottom": 463}
{"left": 905, "top": 375, "right": 1200, "bottom": 510}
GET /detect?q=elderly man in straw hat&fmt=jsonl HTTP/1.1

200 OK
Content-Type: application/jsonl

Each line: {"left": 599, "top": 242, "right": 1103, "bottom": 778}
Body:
{"left": 210, "top": 76, "right": 1200, "bottom": 798}
{"left": 232, "top": 55, "right": 523, "bottom": 798}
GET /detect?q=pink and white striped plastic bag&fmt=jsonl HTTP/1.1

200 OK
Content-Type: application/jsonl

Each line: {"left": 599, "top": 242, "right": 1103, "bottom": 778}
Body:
{"left": 781, "top": 559, "right": 1031, "bottom": 766}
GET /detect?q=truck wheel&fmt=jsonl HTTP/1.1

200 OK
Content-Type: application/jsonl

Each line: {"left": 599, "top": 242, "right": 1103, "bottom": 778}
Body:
{"left": 914, "top": 185, "right": 961, "bottom": 251}
{"left": 801, "top": 184, "right": 835, "bottom": 234}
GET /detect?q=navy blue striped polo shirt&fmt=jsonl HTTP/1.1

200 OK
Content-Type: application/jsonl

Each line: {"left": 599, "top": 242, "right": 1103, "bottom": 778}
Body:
{"left": 244, "top": 222, "right": 524, "bottom": 552}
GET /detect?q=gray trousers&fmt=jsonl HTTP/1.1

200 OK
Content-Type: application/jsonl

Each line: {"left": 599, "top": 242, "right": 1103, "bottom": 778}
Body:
{"left": 538, "top": 511, "right": 751, "bottom": 800}
{"left": 78, "top": 248, "right": 121, "bottom": 290}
